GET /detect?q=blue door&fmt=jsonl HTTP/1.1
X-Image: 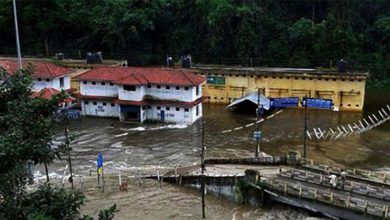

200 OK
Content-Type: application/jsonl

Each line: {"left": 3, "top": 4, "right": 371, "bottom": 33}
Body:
{"left": 160, "top": 110, "right": 165, "bottom": 122}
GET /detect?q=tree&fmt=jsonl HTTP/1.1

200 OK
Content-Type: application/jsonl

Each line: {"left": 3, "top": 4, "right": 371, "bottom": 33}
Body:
{"left": 1, "top": 0, "right": 390, "bottom": 87}
{"left": 0, "top": 67, "right": 117, "bottom": 219}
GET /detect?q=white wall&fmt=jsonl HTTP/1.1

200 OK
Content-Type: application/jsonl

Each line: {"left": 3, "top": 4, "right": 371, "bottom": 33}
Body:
{"left": 145, "top": 84, "right": 195, "bottom": 102}
{"left": 77, "top": 80, "right": 204, "bottom": 124}
{"left": 145, "top": 104, "right": 195, "bottom": 124}
{"left": 32, "top": 76, "right": 71, "bottom": 92}
{"left": 118, "top": 85, "right": 145, "bottom": 101}
{"left": 81, "top": 100, "right": 119, "bottom": 117}
{"left": 140, "top": 106, "right": 146, "bottom": 123}
{"left": 52, "top": 76, "right": 71, "bottom": 90}
{"left": 191, "top": 103, "right": 203, "bottom": 122}
{"left": 32, "top": 78, "right": 54, "bottom": 91}
{"left": 195, "top": 84, "right": 202, "bottom": 100}
{"left": 80, "top": 81, "right": 118, "bottom": 97}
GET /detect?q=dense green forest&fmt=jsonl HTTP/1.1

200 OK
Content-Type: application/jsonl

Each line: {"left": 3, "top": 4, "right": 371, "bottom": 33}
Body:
{"left": 0, "top": 0, "right": 389, "bottom": 87}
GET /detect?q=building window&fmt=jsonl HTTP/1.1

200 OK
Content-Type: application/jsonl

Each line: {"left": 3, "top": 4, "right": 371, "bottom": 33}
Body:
{"left": 157, "top": 106, "right": 161, "bottom": 110}
{"left": 123, "top": 85, "right": 136, "bottom": 91}
{"left": 111, "top": 103, "right": 115, "bottom": 107}
{"left": 102, "top": 102, "right": 106, "bottom": 106}
{"left": 156, "top": 85, "right": 161, "bottom": 89}
{"left": 184, "top": 108, "right": 189, "bottom": 112}
{"left": 142, "top": 106, "right": 146, "bottom": 110}
{"left": 38, "top": 78, "right": 42, "bottom": 81}
{"left": 46, "top": 79, "right": 50, "bottom": 82}
{"left": 309, "top": 78, "right": 313, "bottom": 80}
{"left": 235, "top": 75, "right": 239, "bottom": 77}
{"left": 59, "top": 77, "right": 64, "bottom": 87}
{"left": 165, "top": 86, "right": 170, "bottom": 90}
{"left": 294, "top": 77, "right": 298, "bottom": 80}
{"left": 176, "top": 107, "right": 180, "bottom": 111}
{"left": 333, "top": 79, "right": 336, "bottom": 81}
{"left": 101, "top": 82, "right": 105, "bottom": 86}
{"left": 166, "top": 106, "right": 170, "bottom": 111}
{"left": 83, "top": 81, "right": 87, "bottom": 84}
{"left": 85, "top": 101, "right": 89, "bottom": 105}
{"left": 109, "top": 82, "right": 114, "bottom": 86}
{"left": 214, "top": 97, "right": 217, "bottom": 99}
{"left": 287, "top": 77, "right": 290, "bottom": 79}
{"left": 196, "top": 86, "right": 199, "bottom": 95}
{"left": 250, "top": 75, "right": 254, "bottom": 78}
{"left": 147, "top": 85, "right": 151, "bottom": 88}
{"left": 92, "top": 81, "right": 96, "bottom": 85}
{"left": 356, "top": 104, "right": 359, "bottom": 107}
{"left": 184, "top": 87, "right": 189, "bottom": 90}
{"left": 93, "top": 102, "right": 97, "bottom": 105}
{"left": 272, "top": 76, "right": 276, "bottom": 79}
{"left": 196, "top": 105, "right": 199, "bottom": 116}
{"left": 147, "top": 106, "right": 151, "bottom": 109}
{"left": 176, "top": 86, "right": 180, "bottom": 90}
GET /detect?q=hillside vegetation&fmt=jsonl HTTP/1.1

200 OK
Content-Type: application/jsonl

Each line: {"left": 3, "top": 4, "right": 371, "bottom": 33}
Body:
{"left": 0, "top": 0, "right": 389, "bottom": 87}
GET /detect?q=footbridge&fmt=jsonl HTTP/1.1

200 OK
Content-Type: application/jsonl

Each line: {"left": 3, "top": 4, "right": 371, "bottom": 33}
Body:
{"left": 155, "top": 155, "right": 390, "bottom": 220}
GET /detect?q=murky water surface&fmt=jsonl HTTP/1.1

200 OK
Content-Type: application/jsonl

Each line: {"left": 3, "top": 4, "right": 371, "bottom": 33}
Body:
{"left": 39, "top": 90, "right": 390, "bottom": 219}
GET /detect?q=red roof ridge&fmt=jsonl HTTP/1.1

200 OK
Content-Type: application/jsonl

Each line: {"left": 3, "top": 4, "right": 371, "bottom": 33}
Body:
{"left": 75, "top": 66, "right": 205, "bottom": 86}
{"left": 130, "top": 73, "right": 143, "bottom": 84}
{"left": 75, "top": 67, "right": 95, "bottom": 79}
{"left": 113, "top": 73, "right": 141, "bottom": 85}
{"left": 181, "top": 70, "right": 196, "bottom": 85}
{"left": 134, "top": 70, "right": 149, "bottom": 84}
{"left": 45, "top": 63, "right": 54, "bottom": 78}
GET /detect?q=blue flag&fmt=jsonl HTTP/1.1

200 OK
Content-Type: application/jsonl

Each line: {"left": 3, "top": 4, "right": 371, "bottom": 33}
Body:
{"left": 97, "top": 153, "right": 103, "bottom": 168}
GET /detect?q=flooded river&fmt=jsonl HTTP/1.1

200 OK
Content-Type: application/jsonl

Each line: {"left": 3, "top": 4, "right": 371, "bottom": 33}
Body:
{"left": 39, "top": 90, "right": 390, "bottom": 219}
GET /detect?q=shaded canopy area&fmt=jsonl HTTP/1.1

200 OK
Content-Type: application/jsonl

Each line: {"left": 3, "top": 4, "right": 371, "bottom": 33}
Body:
{"left": 227, "top": 92, "right": 270, "bottom": 113}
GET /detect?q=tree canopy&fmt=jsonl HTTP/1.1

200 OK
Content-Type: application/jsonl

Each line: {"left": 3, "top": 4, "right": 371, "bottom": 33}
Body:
{"left": 0, "top": 67, "right": 116, "bottom": 219}
{"left": 0, "top": 0, "right": 390, "bottom": 87}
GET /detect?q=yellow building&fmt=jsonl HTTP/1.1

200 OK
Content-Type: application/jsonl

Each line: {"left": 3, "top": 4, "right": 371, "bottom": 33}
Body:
{"left": 69, "top": 69, "right": 90, "bottom": 93}
{"left": 192, "top": 66, "right": 368, "bottom": 111}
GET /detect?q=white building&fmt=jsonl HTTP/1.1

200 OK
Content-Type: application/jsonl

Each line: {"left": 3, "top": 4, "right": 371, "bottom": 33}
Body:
{"left": 0, "top": 59, "right": 72, "bottom": 92}
{"left": 76, "top": 66, "right": 206, "bottom": 124}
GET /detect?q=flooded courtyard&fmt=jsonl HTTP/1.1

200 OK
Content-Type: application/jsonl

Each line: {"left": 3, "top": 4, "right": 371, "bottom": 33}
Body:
{"left": 38, "top": 90, "right": 390, "bottom": 219}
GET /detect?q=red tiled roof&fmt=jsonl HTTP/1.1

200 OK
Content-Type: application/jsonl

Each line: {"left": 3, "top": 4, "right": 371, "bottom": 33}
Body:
{"left": 31, "top": 88, "right": 75, "bottom": 103}
{"left": 0, "top": 59, "right": 72, "bottom": 78}
{"left": 113, "top": 74, "right": 147, "bottom": 86}
{"left": 76, "top": 66, "right": 205, "bottom": 86}
{"left": 31, "top": 88, "right": 61, "bottom": 100}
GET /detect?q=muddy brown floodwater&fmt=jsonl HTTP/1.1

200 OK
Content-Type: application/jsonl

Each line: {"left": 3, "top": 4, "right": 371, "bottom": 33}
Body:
{"left": 35, "top": 90, "right": 390, "bottom": 219}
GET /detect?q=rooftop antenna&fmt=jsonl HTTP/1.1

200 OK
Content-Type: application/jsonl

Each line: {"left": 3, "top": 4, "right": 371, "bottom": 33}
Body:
{"left": 13, "top": 0, "right": 22, "bottom": 69}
